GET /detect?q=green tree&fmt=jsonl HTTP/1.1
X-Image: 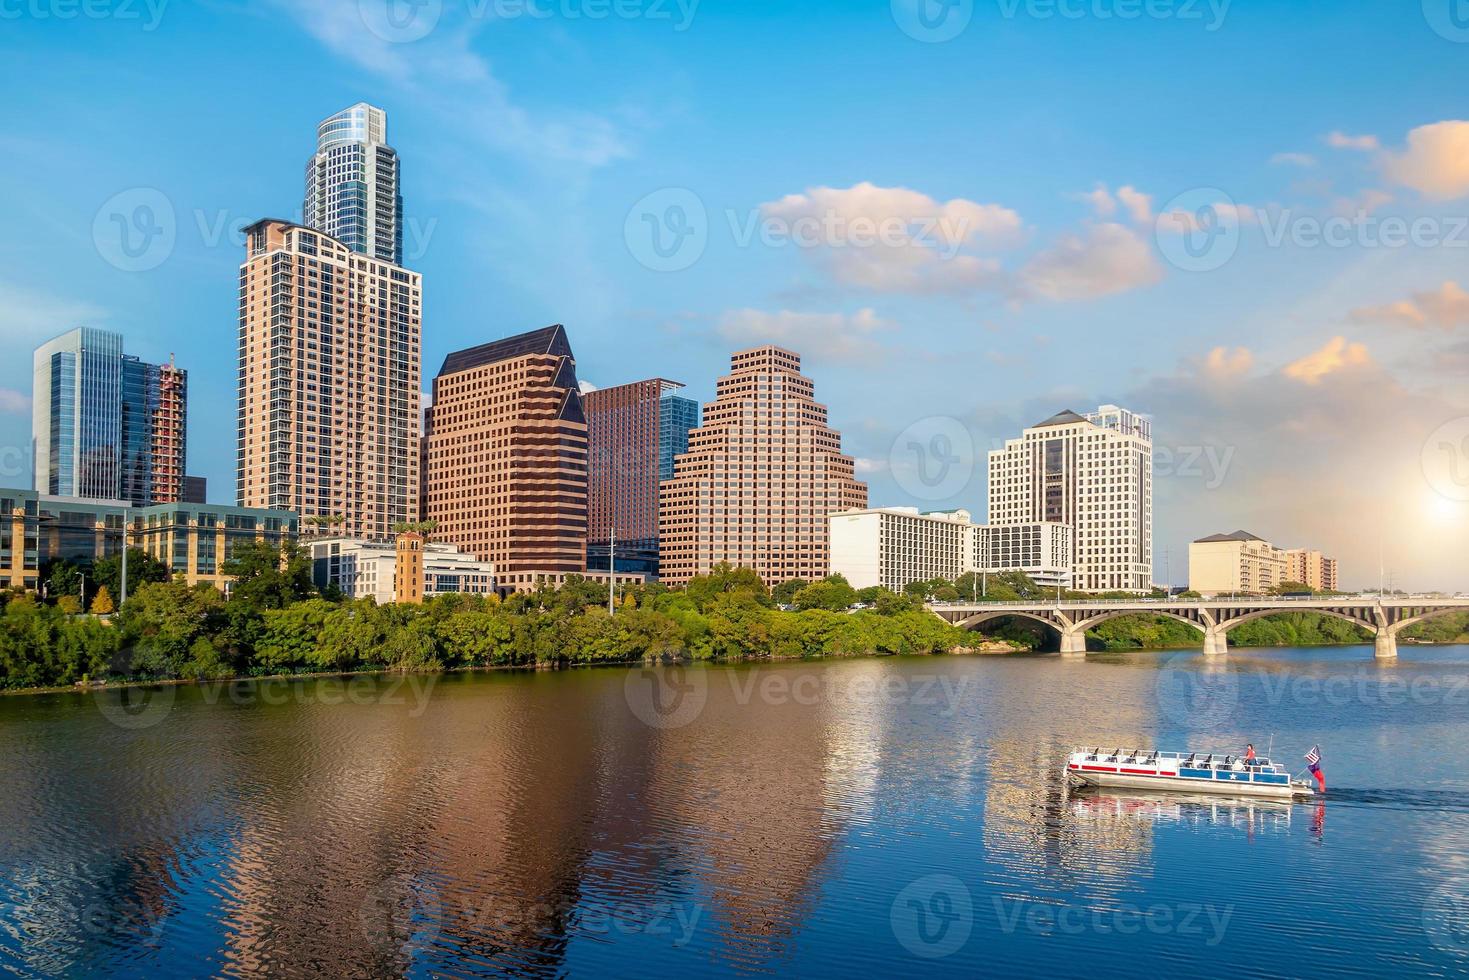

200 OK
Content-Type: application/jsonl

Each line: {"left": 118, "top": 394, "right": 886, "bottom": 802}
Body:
{"left": 793, "top": 575, "right": 858, "bottom": 612}
{"left": 684, "top": 563, "right": 769, "bottom": 612}
{"left": 772, "top": 579, "right": 809, "bottom": 606}
{"left": 224, "top": 540, "right": 316, "bottom": 612}
{"left": 92, "top": 548, "right": 171, "bottom": 600}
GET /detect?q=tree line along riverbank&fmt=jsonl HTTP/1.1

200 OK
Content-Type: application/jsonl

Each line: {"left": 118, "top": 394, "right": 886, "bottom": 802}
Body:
{"left": 2, "top": 542, "right": 1464, "bottom": 693}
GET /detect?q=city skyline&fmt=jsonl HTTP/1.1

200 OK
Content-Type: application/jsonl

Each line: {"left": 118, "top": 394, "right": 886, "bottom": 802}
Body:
{"left": 4, "top": 3, "right": 1469, "bottom": 589}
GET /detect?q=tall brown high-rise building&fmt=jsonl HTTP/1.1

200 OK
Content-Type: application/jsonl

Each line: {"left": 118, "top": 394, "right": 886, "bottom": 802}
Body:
{"left": 422, "top": 325, "right": 589, "bottom": 592}
{"left": 583, "top": 378, "right": 685, "bottom": 577}
{"left": 149, "top": 359, "right": 187, "bottom": 505}
{"left": 236, "top": 219, "right": 421, "bottom": 538}
{"left": 658, "top": 346, "right": 867, "bottom": 586}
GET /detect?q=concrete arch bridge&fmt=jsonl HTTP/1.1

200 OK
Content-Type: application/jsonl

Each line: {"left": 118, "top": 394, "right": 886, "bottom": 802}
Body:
{"left": 928, "top": 597, "right": 1469, "bottom": 659}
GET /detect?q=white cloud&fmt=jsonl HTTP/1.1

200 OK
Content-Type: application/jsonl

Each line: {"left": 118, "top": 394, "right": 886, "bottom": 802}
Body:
{"left": 1270, "top": 152, "right": 1318, "bottom": 168}
{"left": 1282, "top": 336, "right": 1371, "bottom": 385}
{"left": 578, "top": 380, "right": 599, "bottom": 394}
{"left": 853, "top": 457, "right": 888, "bottom": 475}
{"left": 0, "top": 389, "right": 26, "bottom": 415}
{"left": 1018, "top": 223, "right": 1162, "bottom": 302}
{"left": 1330, "top": 188, "right": 1393, "bottom": 216}
{"left": 1136, "top": 344, "right": 1469, "bottom": 591}
{"left": 1082, "top": 185, "right": 1152, "bottom": 224}
{"left": 0, "top": 281, "right": 107, "bottom": 343}
{"left": 1382, "top": 120, "right": 1469, "bottom": 201}
{"left": 1115, "top": 186, "right": 1153, "bottom": 224}
{"left": 1202, "top": 346, "right": 1254, "bottom": 379}
{"left": 1350, "top": 281, "right": 1469, "bottom": 330}
{"left": 714, "top": 307, "right": 895, "bottom": 362}
{"left": 757, "top": 183, "right": 1021, "bottom": 294}
{"left": 272, "top": 0, "right": 629, "bottom": 168}
{"left": 1326, "top": 130, "right": 1380, "bottom": 152}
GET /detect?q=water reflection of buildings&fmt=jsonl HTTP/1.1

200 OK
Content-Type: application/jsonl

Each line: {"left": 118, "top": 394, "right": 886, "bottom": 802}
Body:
{"left": 980, "top": 663, "right": 1162, "bottom": 894}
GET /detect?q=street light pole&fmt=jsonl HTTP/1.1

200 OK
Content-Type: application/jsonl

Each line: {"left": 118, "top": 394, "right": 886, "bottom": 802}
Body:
{"left": 608, "top": 525, "right": 616, "bottom": 617}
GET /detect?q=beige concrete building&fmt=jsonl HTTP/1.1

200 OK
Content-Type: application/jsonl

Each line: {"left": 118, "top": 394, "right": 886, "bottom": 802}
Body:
{"left": 422, "top": 325, "right": 590, "bottom": 593}
{"left": 659, "top": 346, "right": 867, "bottom": 585}
{"left": 1287, "top": 548, "right": 1340, "bottom": 592}
{"left": 308, "top": 536, "right": 496, "bottom": 604}
{"left": 988, "top": 406, "right": 1153, "bottom": 593}
{"left": 236, "top": 219, "right": 421, "bottom": 540}
{"left": 1188, "top": 530, "right": 1288, "bottom": 595}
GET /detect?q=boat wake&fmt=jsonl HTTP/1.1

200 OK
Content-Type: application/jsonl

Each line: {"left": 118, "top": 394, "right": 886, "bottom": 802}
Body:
{"left": 1320, "top": 787, "right": 1469, "bottom": 812}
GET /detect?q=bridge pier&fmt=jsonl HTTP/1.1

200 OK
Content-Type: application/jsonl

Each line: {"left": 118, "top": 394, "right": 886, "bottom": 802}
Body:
{"left": 1375, "top": 630, "right": 1398, "bottom": 660}
{"left": 1059, "top": 631, "right": 1087, "bottom": 657}
{"left": 1202, "top": 626, "right": 1228, "bottom": 658}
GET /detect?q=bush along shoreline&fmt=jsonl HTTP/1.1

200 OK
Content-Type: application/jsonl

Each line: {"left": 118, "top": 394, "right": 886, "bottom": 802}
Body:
{"left": 4, "top": 544, "right": 1461, "bottom": 695}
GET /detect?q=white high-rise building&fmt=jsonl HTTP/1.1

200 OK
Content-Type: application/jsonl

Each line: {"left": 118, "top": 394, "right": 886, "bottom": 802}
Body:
{"left": 304, "top": 103, "right": 403, "bottom": 265}
{"left": 987, "top": 405, "right": 1153, "bottom": 593}
{"left": 828, "top": 507, "right": 1073, "bottom": 592}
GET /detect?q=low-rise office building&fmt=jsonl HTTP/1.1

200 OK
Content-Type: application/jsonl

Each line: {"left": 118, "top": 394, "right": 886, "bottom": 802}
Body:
{"left": 1188, "top": 530, "right": 1288, "bottom": 595}
{"left": 828, "top": 507, "right": 1074, "bottom": 592}
{"left": 309, "top": 536, "right": 497, "bottom": 605}
{"left": 2, "top": 488, "right": 296, "bottom": 592}
{"left": 1286, "top": 548, "right": 1340, "bottom": 593}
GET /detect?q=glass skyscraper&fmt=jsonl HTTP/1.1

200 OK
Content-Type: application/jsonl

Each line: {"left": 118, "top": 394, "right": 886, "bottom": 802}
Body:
{"left": 32, "top": 327, "right": 187, "bottom": 507}
{"left": 303, "top": 102, "right": 403, "bottom": 265}
{"left": 658, "top": 393, "right": 700, "bottom": 481}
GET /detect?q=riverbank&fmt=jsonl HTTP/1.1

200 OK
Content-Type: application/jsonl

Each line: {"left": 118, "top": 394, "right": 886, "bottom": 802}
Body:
{"left": 0, "top": 634, "right": 1032, "bottom": 699}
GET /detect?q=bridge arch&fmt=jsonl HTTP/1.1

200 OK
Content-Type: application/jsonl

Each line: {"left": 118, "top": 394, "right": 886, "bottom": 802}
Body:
{"left": 1386, "top": 606, "right": 1468, "bottom": 636}
{"left": 1070, "top": 609, "right": 1209, "bottom": 639}
{"left": 1214, "top": 606, "right": 1378, "bottom": 637}
{"left": 952, "top": 610, "right": 1069, "bottom": 636}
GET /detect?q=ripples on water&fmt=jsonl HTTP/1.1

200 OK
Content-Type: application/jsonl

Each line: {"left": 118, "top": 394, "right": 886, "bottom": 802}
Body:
{"left": 1, "top": 646, "right": 1468, "bottom": 978}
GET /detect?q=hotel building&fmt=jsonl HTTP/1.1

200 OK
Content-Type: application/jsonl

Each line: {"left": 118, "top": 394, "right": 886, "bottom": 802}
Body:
{"left": 303, "top": 103, "right": 403, "bottom": 265}
{"left": 422, "top": 325, "right": 590, "bottom": 593}
{"left": 235, "top": 219, "right": 421, "bottom": 539}
{"left": 308, "top": 536, "right": 497, "bottom": 605}
{"left": 987, "top": 406, "right": 1153, "bottom": 593}
{"left": 1286, "top": 548, "right": 1339, "bottom": 593}
{"left": 1188, "top": 530, "right": 1288, "bottom": 595}
{"left": 584, "top": 378, "right": 696, "bottom": 578}
{"left": 828, "top": 507, "right": 1073, "bottom": 592}
{"left": 33, "top": 327, "right": 188, "bottom": 507}
{"left": 659, "top": 346, "right": 867, "bottom": 585}
{"left": 1, "top": 487, "right": 295, "bottom": 592}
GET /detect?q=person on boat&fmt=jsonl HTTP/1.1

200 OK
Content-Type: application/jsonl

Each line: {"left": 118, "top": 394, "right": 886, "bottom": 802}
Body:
{"left": 1244, "top": 744, "right": 1257, "bottom": 767}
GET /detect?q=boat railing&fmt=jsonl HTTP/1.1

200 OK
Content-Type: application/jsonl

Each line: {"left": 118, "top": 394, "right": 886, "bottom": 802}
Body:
{"left": 1071, "top": 748, "right": 1286, "bottom": 774}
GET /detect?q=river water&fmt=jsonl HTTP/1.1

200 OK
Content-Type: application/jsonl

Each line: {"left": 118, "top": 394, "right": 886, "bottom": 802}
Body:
{"left": 2, "top": 644, "right": 1467, "bottom": 978}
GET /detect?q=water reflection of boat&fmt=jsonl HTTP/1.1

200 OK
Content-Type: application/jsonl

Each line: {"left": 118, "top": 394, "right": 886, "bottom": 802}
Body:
{"left": 1065, "top": 748, "right": 1314, "bottom": 799}
{"left": 1068, "top": 787, "right": 1294, "bottom": 834}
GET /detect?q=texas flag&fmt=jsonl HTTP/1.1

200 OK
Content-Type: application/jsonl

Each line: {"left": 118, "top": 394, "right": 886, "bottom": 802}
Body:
{"left": 1305, "top": 745, "right": 1326, "bottom": 792}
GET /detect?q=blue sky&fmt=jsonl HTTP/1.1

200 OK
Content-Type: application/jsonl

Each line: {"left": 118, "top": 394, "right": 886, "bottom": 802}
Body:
{"left": 4, "top": 0, "right": 1469, "bottom": 589}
